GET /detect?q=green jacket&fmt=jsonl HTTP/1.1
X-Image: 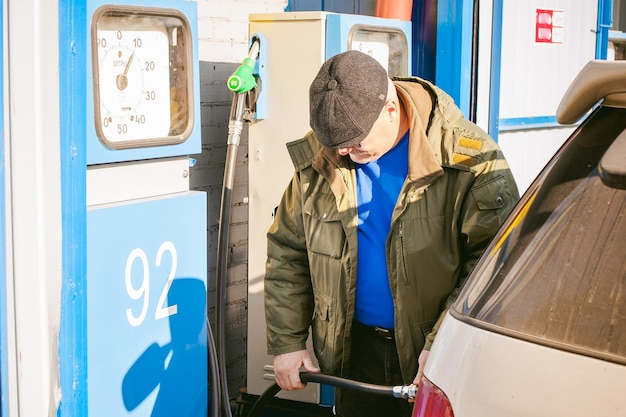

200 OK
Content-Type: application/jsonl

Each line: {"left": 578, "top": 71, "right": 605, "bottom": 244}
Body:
{"left": 265, "top": 77, "right": 519, "bottom": 383}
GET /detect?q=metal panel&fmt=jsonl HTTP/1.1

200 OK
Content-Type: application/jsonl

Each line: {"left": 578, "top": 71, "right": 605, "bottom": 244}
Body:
{"left": 86, "top": 157, "right": 191, "bottom": 206}
{"left": 59, "top": 0, "right": 89, "bottom": 413}
{"left": 498, "top": 0, "right": 598, "bottom": 121}
{"left": 87, "top": 192, "right": 208, "bottom": 417}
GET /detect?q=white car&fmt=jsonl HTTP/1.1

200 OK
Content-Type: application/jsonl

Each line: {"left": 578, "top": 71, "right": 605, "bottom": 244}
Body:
{"left": 413, "top": 60, "right": 626, "bottom": 417}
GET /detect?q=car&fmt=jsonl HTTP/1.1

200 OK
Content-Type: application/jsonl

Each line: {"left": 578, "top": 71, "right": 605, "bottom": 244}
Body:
{"left": 412, "top": 59, "right": 626, "bottom": 417}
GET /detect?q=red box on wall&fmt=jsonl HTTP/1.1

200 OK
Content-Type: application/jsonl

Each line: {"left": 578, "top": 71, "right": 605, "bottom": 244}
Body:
{"left": 536, "top": 9, "right": 564, "bottom": 44}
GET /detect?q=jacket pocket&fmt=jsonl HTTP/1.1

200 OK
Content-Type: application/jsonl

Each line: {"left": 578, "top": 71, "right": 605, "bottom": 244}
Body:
{"left": 471, "top": 175, "right": 511, "bottom": 210}
{"left": 303, "top": 193, "right": 345, "bottom": 258}
{"left": 311, "top": 290, "right": 337, "bottom": 371}
{"left": 413, "top": 319, "right": 437, "bottom": 350}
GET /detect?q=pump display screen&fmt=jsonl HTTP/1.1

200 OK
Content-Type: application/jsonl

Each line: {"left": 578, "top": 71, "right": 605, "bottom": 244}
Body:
{"left": 349, "top": 25, "right": 409, "bottom": 77}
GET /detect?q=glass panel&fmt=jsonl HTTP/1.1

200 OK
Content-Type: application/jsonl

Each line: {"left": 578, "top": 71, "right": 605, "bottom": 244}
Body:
{"left": 455, "top": 107, "right": 626, "bottom": 363}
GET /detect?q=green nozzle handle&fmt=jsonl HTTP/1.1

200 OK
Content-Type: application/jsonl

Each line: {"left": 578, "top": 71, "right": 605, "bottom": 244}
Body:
{"left": 227, "top": 57, "right": 257, "bottom": 93}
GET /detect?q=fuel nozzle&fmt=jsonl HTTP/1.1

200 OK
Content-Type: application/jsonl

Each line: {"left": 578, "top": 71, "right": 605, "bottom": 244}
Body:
{"left": 392, "top": 384, "right": 418, "bottom": 400}
{"left": 227, "top": 37, "right": 260, "bottom": 93}
{"left": 227, "top": 56, "right": 257, "bottom": 93}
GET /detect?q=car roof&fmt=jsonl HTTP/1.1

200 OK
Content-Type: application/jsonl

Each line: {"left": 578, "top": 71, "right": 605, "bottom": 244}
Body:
{"left": 556, "top": 60, "right": 626, "bottom": 125}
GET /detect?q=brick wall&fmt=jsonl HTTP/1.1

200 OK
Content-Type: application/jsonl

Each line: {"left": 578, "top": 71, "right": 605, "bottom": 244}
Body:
{"left": 192, "top": 0, "right": 287, "bottom": 400}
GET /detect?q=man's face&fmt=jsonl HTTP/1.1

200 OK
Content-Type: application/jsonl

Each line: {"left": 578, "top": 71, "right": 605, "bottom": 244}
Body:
{"left": 337, "top": 99, "right": 399, "bottom": 164}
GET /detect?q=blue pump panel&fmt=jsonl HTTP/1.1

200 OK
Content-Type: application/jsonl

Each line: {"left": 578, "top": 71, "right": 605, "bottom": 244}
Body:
{"left": 86, "top": 191, "right": 207, "bottom": 417}
{"left": 85, "top": 0, "right": 201, "bottom": 165}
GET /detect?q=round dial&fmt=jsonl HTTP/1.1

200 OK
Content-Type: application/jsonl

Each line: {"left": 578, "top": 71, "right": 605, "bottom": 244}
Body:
{"left": 92, "top": 7, "right": 193, "bottom": 149}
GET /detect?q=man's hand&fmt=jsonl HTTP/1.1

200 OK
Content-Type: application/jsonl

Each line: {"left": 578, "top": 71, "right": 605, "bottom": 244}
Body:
{"left": 407, "top": 349, "right": 430, "bottom": 403}
{"left": 273, "top": 350, "right": 320, "bottom": 390}
{"left": 413, "top": 349, "right": 430, "bottom": 386}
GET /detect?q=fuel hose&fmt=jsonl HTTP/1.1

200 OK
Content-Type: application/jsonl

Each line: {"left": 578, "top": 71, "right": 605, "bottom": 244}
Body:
{"left": 213, "top": 36, "right": 261, "bottom": 417}
{"left": 246, "top": 372, "right": 417, "bottom": 417}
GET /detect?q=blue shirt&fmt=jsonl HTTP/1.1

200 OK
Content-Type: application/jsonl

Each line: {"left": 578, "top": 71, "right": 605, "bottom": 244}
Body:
{"left": 354, "top": 133, "right": 409, "bottom": 329}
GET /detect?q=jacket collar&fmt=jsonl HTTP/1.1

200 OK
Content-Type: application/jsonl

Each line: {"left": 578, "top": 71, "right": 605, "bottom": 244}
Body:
{"left": 394, "top": 79, "right": 444, "bottom": 185}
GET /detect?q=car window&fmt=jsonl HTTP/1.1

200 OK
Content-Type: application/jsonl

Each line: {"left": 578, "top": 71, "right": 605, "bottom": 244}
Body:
{"left": 453, "top": 107, "right": 626, "bottom": 365}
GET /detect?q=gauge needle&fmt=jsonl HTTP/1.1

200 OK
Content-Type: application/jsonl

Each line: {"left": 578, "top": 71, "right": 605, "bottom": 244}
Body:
{"left": 124, "top": 51, "right": 135, "bottom": 77}
{"left": 116, "top": 51, "right": 135, "bottom": 91}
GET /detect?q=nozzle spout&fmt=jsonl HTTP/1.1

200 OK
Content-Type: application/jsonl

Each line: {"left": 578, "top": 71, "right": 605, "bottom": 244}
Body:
{"left": 392, "top": 384, "right": 418, "bottom": 400}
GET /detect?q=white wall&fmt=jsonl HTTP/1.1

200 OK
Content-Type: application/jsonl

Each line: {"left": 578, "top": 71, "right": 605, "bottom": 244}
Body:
{"left": 497, "top": 0, "right": 598, "bottom": 193}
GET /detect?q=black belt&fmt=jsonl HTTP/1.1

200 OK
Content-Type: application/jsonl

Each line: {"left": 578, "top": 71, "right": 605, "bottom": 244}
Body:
{"left": 352, "top": 320, "right": 394, "bottom": 340}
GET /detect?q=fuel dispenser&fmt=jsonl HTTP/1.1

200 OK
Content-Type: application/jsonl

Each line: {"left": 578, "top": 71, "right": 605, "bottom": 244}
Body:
{"left": 246, "top": 11, "right": 411, "bottom": 407}
{"left": 64, "top": 0, "right": 207, "bottom": 415}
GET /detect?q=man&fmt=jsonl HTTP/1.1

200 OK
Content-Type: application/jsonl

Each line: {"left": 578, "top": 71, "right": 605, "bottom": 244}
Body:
{"left": 264, "top": 50, "right": 519, "bottom": 417}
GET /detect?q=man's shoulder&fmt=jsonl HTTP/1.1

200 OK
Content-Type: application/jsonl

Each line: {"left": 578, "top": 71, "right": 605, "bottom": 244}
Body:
{"left": 286, "top": 131, "right": 322, "bottom": 171}
{"left": 445, "top": 119, "right": 504, "bottom": 171}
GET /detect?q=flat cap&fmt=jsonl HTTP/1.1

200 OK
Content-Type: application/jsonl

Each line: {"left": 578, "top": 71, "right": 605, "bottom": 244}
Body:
{"left": 309, "top": 50, "right": 389, "bottom": 148}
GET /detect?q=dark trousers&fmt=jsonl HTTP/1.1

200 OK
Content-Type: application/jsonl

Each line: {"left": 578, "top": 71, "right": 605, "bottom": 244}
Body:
{"left": 334, "top": 321, "right": 413, "bottom": 417}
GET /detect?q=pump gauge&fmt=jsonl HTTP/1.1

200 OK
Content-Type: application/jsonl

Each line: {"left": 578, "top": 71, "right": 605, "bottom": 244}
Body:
{"left": 91, "top": 6, "right": 194, "bottom": 149}
{"left": 349, "top": 25, "right": 409, "bottom": 78}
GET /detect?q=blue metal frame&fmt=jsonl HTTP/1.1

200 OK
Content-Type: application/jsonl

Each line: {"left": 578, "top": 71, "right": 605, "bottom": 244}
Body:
{"left": 498, "top": 116, "right": 566, "bottom": 132}
{"left": 596, "top": 0, "right": 614, "bottom": 59}
{"left": 58, "top": 0, "right": 89, "bottom": 415}
{"left": 435, "top": 0, "right": 474, "bottom": 118}
{"left": 488, "top": 0, "right": 503, "bottom": 140}
{"left": 411, "top": 0, "right": 437, "bottom": 80}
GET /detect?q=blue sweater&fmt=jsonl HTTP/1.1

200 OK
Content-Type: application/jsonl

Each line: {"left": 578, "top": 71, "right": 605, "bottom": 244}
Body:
{"left": 354, "top": 133, "right": 409, "bottom": 329}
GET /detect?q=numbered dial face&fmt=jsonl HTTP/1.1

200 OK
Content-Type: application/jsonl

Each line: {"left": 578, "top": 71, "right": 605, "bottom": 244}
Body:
{"left": 92, "top": 7, "right": 193, "bottom": 149}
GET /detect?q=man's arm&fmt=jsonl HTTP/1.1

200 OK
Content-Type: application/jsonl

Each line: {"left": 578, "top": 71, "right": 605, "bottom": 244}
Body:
{"left": 424, "top": 148, "right": 520, "bottom": 351}
{"left": 265, "top": 173, "right": 315, "bottom": 366}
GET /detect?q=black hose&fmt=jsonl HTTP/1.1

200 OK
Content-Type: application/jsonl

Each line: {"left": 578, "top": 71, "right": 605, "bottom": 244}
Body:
{"left": 245, "top": 381, "right": 283, "bottom": 417}
{"left": 215, "top": 93, "right": 243, "bottom": 417}
{"left": 207, "top": 321, "right": 221, "bottom": 417}
{"left": 246, "top": 372, "right": 398, "bottom": 417}
{"left": 213, "top": 36, "right": 261, "bottom": 417}
{"left": 301, "top": 372, "right": 395, "bottom": 396}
